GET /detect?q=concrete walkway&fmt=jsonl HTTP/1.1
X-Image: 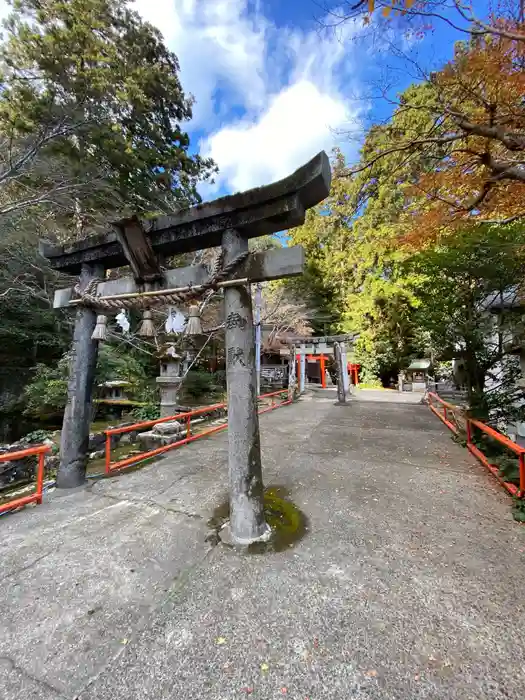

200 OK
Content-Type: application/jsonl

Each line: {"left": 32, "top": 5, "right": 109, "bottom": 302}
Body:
{"left": 1, "top": 390, "right": 525, "bottom": 699}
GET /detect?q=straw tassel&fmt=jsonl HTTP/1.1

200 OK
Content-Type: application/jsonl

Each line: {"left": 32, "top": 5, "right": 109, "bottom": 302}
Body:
{"left": 185, "top": 304, "right": 202, "bottom": 336}
{"left": 91, "top": 314, "right": 108, "bottom": 341}
{"left": 137, "top": 310, "right": 155, "bottom": 337}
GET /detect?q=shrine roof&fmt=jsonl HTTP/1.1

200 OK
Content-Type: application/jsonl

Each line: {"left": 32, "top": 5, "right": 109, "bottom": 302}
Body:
{"left": 407, "top": 359, "right": 431, "bottom": 370}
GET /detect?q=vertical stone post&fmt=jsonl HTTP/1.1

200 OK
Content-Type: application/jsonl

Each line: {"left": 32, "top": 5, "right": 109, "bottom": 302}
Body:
{"left": 57, "top": 263, "right": 104, "bottom": 488}
{"left": 299, "top": 343, "right": 306, "bottom": 394}
{"left": 288, "top": 345, "right": 297, "bottom": 400}
{"left": 334, "top": 342, "right": 348, "bottom": 405}
{"left": 222, "top": 229, "right": 268, "bottom": 544}
{"left": 340, "top": 342, "right": 350, "bottom": 396}
{"left": 254, "top": 283, "right": 262, "bottom": 396}
{"left": 348, "top": 363, "right": 355, "bottom": 390}
{"left": 157, "top": 351, "right": 182, "bottom": 418}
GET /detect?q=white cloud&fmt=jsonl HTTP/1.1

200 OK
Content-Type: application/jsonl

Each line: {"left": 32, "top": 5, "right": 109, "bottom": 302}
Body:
{"left": 203, "top": 80, "right": 351, "bottom": 192}
{"left": 133, "top": 0, "right": 270, "bottom": 125}
{"left": 133, "top": 0, "right": 364, "bottom": 194}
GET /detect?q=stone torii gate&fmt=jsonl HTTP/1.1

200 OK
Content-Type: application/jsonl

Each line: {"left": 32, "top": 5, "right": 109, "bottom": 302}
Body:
{"left": 42, "top": 151, "right": 331, "bottom": 544}
{"left": 285, "top": 334, "right": 355, "bottom": 402}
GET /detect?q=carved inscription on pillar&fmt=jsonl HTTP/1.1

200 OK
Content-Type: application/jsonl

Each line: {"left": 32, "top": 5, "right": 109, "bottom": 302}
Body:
{"left": 227, "top": 346, "right": 246, "bottom": 367}
{"left": 225, "top": 311, "right": 248, "bottom": 331}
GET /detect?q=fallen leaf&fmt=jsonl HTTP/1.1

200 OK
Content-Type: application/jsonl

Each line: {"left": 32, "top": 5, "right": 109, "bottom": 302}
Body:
{"left": 365, "top": 669, "right": 377, "bottom": 677}
{"left": 120, "top": 638, "right": 129, "bottom": 645}
{"left": 216, "top": 637, "right": 227, "bottom": 645}
{"left": 260, "top": 662, "right": 269, "bottom": 672}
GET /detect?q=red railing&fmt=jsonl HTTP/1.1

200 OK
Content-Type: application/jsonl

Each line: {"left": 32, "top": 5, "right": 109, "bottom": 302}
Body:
{"left": 466, "top": 418, "right": 525, "bottom": 498}
{"left": 0, "top": 444, "right": 50, "bottom": 514}
{"left": 104, "top": 389, "right": 292, "bottom": 474}
{"left": 427, "top": 392, "right": 525, "bottom": 498}
{"left": 427, "top": 391, "right": 464, "bottom": 435}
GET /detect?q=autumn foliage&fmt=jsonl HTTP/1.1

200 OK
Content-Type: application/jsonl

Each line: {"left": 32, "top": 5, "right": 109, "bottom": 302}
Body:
{"left": 341, "top": 17, "right": 525, "bottom": 248}
{"left": 403, "top": 27, "right": 525, "bottom": 244}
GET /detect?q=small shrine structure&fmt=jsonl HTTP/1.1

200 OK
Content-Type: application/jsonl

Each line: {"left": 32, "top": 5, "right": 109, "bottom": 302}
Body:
{"left": 399, "top": 359, "right": 432, "bottom": 392}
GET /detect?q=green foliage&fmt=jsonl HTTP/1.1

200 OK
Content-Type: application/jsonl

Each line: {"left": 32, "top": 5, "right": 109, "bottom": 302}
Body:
{"left": 181, "top": 371, "right": 225, "bottom": 401}
{"left": 512, "top": 497, "right": 525, "bottom": 523}
{"left": 407, "top": 224, "right": 525, "bottom": 416}
{"left": 22, "top": 342, "right": 157, "bottom": 419}
{"left": 0, "top": 0, "right": 215, "bottom": 434}
{"left": 288, "top": 100, "right": 437, "bottom": 382}
{"left": 452, "top": 433, "right": 468, "bottom": 448}
{"left": 468, "top": 431, "right": 521, "bottom": 486}
{"left": 357, "top": 378, "right": 383, "bottom": 389}
{"left": 131, "top": 403, "right": 160, "bottom": 422}
{"left": 249, "top": 235, "right": 282, "bottom": 252}
{"left": 496, "top": 455, "right": 520, "bottom": 486}
{"left": 96, "top": 342, "right": 152, "bottom": 387}
{"left": 291, "top": 81, "right": 525, "bottom": 410}
{"left": 22, "top": 358, "right": 69, "bottom": 419}
{"left": 23, "top": 428, "right": 53, "bottom": 444}
{"left": 0, "top": 0, "right": 215, "bottom": 220}
{"left": 0, "top": 222, "right": 71, "bottom": 421}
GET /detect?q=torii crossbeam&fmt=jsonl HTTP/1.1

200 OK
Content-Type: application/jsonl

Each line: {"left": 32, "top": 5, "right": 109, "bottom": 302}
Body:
{"left": 42, "top": 151, "right": 331, "bottom": 544}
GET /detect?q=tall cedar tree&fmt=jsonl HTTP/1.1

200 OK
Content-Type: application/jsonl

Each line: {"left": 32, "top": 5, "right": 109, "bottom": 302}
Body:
{"left": 0, "top": 0, "right": 215, "bottom": 229}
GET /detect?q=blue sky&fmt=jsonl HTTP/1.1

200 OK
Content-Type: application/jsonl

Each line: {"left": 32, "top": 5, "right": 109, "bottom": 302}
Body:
{"left": 0, "top": 0, "right": 471, "bottom": 198}
{"left": 130, "top": 0, "right": 468, "bottom": 198}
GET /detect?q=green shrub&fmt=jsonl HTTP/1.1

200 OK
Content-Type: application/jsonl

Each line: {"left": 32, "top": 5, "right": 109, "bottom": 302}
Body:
{"left": 131, "top": 403, "right": 160, "bottom": 421}
{"left": 23, "top": 361, "right": 69, "bottom": 418}
{"left": 23, "top": 429, "right": 53, "bottom": 444}
{"left": 512, "top": 497, "right": 525, "bottom": 523}
{"left": 181, "top": 371, "right": 222, "bottom": 400}
{"left": 496, "top": 454, "right": 520, "bottom": 486}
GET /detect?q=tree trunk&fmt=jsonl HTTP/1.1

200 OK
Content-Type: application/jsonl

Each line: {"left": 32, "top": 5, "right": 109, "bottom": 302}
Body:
{"left": 465, "top": 344, "right": 488, "bottom": 419}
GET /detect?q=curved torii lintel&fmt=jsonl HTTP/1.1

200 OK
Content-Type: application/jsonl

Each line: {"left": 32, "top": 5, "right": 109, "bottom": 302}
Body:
{"left": 39, "top": 151, "right": 331, "bottom": 275}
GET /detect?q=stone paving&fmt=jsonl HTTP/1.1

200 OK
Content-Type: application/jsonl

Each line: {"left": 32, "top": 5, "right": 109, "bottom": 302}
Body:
{"left": 1, "top": 388, "right": 524, "bottom": 699}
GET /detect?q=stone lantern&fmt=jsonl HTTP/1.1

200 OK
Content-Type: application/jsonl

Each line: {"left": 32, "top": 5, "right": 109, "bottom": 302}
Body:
{"left": 156, "top": 344, "right": 183, "bottom": 418}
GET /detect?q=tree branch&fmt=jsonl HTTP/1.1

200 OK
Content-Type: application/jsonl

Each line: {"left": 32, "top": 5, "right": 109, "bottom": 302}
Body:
{"left": 342, "top": 133, "right": 464, "bottom": 176}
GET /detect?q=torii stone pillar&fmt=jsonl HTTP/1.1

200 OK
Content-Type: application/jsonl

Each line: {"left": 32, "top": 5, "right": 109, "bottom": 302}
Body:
{"left": 299, "top": 343, "right": 306, "bottom": 394}
{"left": 288, "top": 344, "right": 297, "bottom": 400}
{"left": 222, "top": 229, "right": 267, "bottom": 542}
{"left": 334, "top": 342, "right": 350, "bottom": 405}
{"left": 341, "top": 343, "right": 351, "bottom": 396}
{"left": 57, "top": 263, "right": 104, "bottom": 488}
